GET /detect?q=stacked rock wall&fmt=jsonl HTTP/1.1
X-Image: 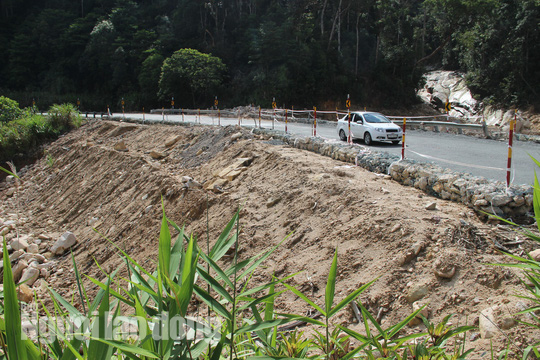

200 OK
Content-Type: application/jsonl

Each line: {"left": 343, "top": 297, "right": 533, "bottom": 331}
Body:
{"left": 251, "top": 128, "right": 533, "bottom": 220}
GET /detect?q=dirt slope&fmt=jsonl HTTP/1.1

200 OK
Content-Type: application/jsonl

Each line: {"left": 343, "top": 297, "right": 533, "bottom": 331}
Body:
{"left": 1, "top": 120, "right": 538, "bottom": 357}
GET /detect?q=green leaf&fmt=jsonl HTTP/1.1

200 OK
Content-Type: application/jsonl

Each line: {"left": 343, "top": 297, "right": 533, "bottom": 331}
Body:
{"left": 236, "top": 319, "right": 291, "bottom": 334}
{"left": 328, "top": 278, "right": 377, "bottom": 317}
{"left": 277, "top": 313, "right": 326, "bottom": 327}
{"left": 325, "top": 249, "right": 338, "bottom": 315}
{"left": 209, "top": 210, "right": 239, "bottom": 261}
{"left": 87, "top": 280, "right": 114, "bottom": 360}
{"left": 3, "top": 238, "right": 29, "bottom": 360}
{"left": 89, "top": 337, "right": 159, "bottom": 358}
{"left": 193, "top": 284, "right": 232, "bottom": 320}
{"left": 158, "top": 202, "right": 171, "bottom": 278}
{"left": 283, "top": 283, "right": 325, "bottom": 316}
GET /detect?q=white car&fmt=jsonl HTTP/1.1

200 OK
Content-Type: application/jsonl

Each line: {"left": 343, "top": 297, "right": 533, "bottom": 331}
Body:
{"left": 336, "top": 111, "right": 402, "bottom": 145}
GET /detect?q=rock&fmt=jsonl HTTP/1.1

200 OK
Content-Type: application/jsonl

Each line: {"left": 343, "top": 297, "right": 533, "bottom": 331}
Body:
{"left": 390, "top": 223, "right": 401, "bottom": 233}
{"left": 408, "top": 301, "right": 430, "bottom": 326}
{"left": 406, "top": 283, "right": 429, "bottom": 303}
{"left": 27, "top": 244, "right": 39, "bottom": 254}
{"left": 491, "top": 195, "right": 512, "bottom": 207}
{"left": 9, "top": 250, "right": 24, "bottom": 262}
{"left": 144, "top": 205, "right": 153, "bottom": 213}
{"left": 479, "top": 306, "right": 498, "bottom": 339}
{"left": 266, "top": 197, "right": 282, "bottom": 208}
{"left": 19, "top": 266, "right": 39, "bottom": 286}
{"left": 150, "top": 150, "right": 165, "bottom": 159}
{"left": 40, "top": 268, "right": 50, "bottom": 279}
{"left": 231, "top": 132, "right": 243, "bottom": 141}
{"left": 0, "top": 226, "right": 10, "bottom": 236}
{"left": 474, "top": 199, "right": 489, "bottom": 207}
{"left": 114, "top": 141, "right": 128, "bottom": 152}
{"left": 50, "top": 231, "right": 77, "bottom": 255}
{"left": 529, "top": 249, "right": 540, "bottom": 262}
{"left": 433, "top": 257, "right": 457, "bottom": 279}
{"left": 17, "top": 284, "right": 34, "bottom": 303}
{"left": 181, "top": 177, "right": 202, "bottom": 189}
{"left": 38, "top": 234, "right": 51, "bottom": 240}
{"left": 500, "top": 317, "right": 516, "bottom": 330}
{"left": 11, "top": 238, "right": 29, "bottom": 251}
{"left": 165, "top": 135, "right": 181, "bottom": 147}
{"left": 12, "top": 260, "right": 28, "bottom": 282}
{"left": 196, "top": 149, "right": 203, "bottom": 156}
{"left": 5, "top": 188, "right": 16, "bottom": 197}
{"left": 425, "top": 202, "right": 437, "bottom": 211}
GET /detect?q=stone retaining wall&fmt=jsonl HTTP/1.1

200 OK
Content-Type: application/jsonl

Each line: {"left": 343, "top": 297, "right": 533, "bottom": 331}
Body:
{"left": 251, "top": 128, "right": 533, "bottom": 220}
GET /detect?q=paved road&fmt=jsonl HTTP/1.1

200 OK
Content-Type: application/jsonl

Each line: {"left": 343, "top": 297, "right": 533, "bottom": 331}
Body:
{"left": 112, "top": 113, "right": 540, "bottom": 186}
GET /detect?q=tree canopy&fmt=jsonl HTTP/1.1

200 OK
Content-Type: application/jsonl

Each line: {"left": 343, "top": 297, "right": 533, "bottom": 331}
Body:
{"left": 0, "top": 0, "right": 538, "bottom": 110}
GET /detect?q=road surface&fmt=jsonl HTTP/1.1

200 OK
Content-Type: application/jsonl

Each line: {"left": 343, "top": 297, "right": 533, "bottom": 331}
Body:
{"left": 111, "top": 112, "right": 540, "bottom": 186}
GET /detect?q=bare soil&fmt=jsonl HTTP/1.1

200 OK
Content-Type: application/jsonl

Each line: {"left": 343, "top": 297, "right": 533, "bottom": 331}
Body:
{"left": 1, "top": 120, "right": 539, "bottom": 358}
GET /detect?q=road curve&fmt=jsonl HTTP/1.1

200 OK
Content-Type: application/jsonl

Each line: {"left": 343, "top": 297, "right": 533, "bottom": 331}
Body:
{"left": 111, "top": 112, "right": 540, "bottom": 186}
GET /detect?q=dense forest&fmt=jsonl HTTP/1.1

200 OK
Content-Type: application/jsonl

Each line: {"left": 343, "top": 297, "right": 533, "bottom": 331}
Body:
{"left": 0, "top": 0, "right": 538, "bottom": 111}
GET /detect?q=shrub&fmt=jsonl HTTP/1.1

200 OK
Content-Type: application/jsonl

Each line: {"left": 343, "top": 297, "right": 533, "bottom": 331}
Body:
{"left": 47, "top": 103, "right": 82, "bottom": 130}
{"left": 0, "top": 114, "right": 55, "bottom": 160}
{"left": 0, "top": 96, "right": 23, "bottom": 123}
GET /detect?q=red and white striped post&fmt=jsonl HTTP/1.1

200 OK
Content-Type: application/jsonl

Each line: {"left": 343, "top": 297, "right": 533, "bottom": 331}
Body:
{"left": 258, "top": 106, "right": 261, "bottom": 128}
{"left": 346, "top": 94, "right": 351, "bottom": 144}
{"left": 506, "top": 110, "right": 516, "bottom": 188}
{"left": 313, "top": 107, "right": 317, "bottom": 136}
{"left": 401, "top": 117, "right": 407, "bottom": 159}
{"left": 285, "top": 109, "right": 288, "bottom": 133}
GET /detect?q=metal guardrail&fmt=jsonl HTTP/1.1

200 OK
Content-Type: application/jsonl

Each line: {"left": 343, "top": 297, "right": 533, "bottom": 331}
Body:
{"left": 146, "top": 108, "right": 490, "bottom": 136}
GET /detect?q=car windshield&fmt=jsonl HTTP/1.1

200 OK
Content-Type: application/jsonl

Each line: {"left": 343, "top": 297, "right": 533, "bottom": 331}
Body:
{"left": 363, "top": 113, "right": 391, "bottom": 123}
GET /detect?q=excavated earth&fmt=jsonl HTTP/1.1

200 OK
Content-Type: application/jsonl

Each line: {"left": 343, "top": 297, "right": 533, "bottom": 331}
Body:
{"left": 1, "top": 119, "right": 539, "bottom": 358}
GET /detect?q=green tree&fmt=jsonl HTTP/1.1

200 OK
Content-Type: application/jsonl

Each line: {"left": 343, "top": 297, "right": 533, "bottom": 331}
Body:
{"left": 158, "top": 49, "right": 226, "bottom": 107}
{"left": 0, "top": 96, "right": 22, "bottom": 123}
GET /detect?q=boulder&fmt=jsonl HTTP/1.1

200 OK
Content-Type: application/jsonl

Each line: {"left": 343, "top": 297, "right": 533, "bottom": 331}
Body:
{"left": 11, "top": 237, "right": 29, "bottom": 251}
{"left": 529, "top": 249, "right": 540, "bottom": 262}
{"left": 165, "top": 135, "right": 181, "bottom": 147}
{"left": 17, "top": 284, "right": 34, "bottom": 303}
{"left": 150, "top": 150, "right": 165, "bottom": 159}
{"left": 19, "top": 267, "right": 39, "bottom": 286}
{"left": 27, "top": 243, "right": 39, "bottom": 254}
{"left": 114, "top": 141, "right": 128, "bottom": 152}
{"left": 50, "top": 231, "right": 77, "bottom": 255}
{"left": 406, "top": 283, "right": 429, "bottom": 303}
{"left": 479, "top": 306, "right": 499, "bottom": 339}
{"left": 12, "top": 260, "right": 28, "bottom": 282}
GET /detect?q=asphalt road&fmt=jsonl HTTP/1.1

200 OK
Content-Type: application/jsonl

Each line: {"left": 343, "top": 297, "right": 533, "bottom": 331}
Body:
{"left": 112, "top": 113, "right": 540, "bottom": 186}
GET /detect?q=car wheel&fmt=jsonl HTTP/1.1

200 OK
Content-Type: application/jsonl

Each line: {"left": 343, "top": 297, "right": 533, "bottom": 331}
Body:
{"left": 339, "top": 129, "right": 347, "bottom": 141}
{"left": 364, "top": 132, "right": 372, "bottom": 146}
{"left": 392, "top": 140, "right": 400, "bottom": 145}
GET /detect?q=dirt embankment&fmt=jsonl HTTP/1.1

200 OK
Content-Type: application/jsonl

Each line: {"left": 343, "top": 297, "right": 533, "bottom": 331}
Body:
{"left": 1, "top": 120, "right": 538, "bottom": 357}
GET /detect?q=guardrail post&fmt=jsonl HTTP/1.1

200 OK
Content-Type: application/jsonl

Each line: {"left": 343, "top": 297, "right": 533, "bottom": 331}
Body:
{"left": 258, "top": 106, "right": 261, "bottom": 128}
{"left": 285, "top": 109, "right": 288, "bottom": 133}
{"left": 313, "top": 107, "right": 317, "bottom": 137}
{"left": 401, "top": 117, "right": 406, "bottom": 160}
{"left": 506, "top": 110, "right": 516, "bottom": 189}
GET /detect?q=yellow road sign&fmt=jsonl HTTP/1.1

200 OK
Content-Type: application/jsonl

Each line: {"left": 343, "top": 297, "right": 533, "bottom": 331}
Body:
{"left": 346, "top": 99, "right": 351, "bottom": 108}
{"left": 445, "top": 102, "right": 451, "bottom": 112}
{"left": 215, "top": 99, "right": 218, "bottom": 106}
{"left": 272, "top": 101, "right": 277, "bottom": 109}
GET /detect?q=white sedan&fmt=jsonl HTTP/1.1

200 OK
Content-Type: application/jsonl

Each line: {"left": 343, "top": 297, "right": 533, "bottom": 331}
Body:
{"left": 336, "top": 112, "right": 402, "bottom": 145}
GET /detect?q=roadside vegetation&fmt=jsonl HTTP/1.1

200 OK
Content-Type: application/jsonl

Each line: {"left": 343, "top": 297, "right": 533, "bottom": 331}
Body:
{"left": 0, "top": 96, "right": 81, "bottom": 162}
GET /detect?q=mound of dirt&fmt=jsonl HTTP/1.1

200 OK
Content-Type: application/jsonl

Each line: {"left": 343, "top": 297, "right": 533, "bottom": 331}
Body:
{"left": 1, "top": 120, "right": 538, "bottom": 357}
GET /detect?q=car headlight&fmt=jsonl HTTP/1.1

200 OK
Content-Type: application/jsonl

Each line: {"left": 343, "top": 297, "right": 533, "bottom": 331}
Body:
{"left": 375, "top": 127, "right": 384, "bottom": 133}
